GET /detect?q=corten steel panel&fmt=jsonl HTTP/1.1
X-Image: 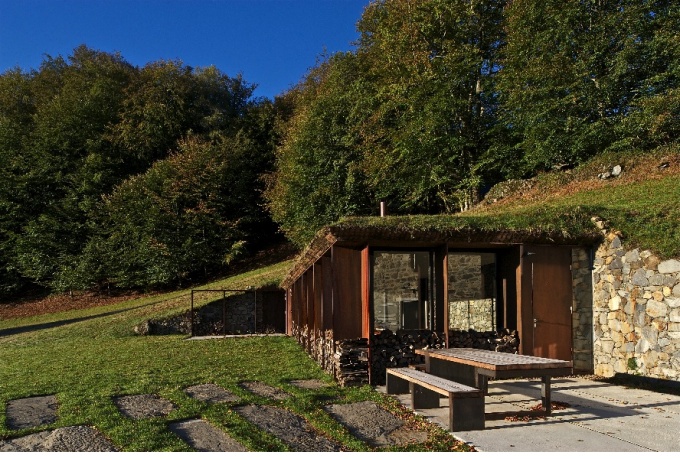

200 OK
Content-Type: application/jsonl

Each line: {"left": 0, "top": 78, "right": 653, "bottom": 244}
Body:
{"left": 300, "top": 272, "right": 308, "bottom": 337}
{"left": 517, "top": 245, "right": 534, "bottom": 355}
{"left": 286, "top": 288, "right": 292, "bottom": 335}
{"left": 332, "top": 246, "right": 363, "bottom": 340}
{"left": 307, "top": 270, "right": 316, "bottom": 332}
{"left": 526, "top": 245, "right": 573, "bottom": 361}
{"left": 322, "top": 256, "right": 333, "bottom": 330}
{"left": 305, "top": 270, "right": 316, "bottom": 353}
{"left": 314, "top": 262, "right": 323, "bottom": 333}
{"left": 292, "top": 279, "right": 303, "bottom": 333}
{"left": 361, "top": 246, "right": 371, "bottom": 339}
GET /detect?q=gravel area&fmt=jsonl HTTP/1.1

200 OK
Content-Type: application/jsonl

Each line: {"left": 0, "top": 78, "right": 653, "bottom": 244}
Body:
{"left": 0, "top": 426, "right": 118, "bottom": 452}
{"left": 184, "top": 384, "right": 239, "bottom": 404}
{"left": 236, "top": 404, "right": 343, "bottom": 452}
{"left": 113, "top": 394, "right": 177, "bottom": 420}
{"left": 168, "top": 419, "right": 247, "bottom": 452}
{"left": 325, "top": 401, "right": 428, "bottom": 447}
{"left": 5, "top": 395, "right": 59, "bottom": 430}
{"left": 288, "top": 379, "right": 329, "bottom": 390}
{"left": 239, "top": 381, "right": 290, "bottom": 400}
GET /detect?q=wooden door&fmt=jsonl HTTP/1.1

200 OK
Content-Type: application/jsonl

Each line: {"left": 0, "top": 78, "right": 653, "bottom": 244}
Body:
{"left": 527, "top": 246, "right": 573, "bottom": 361}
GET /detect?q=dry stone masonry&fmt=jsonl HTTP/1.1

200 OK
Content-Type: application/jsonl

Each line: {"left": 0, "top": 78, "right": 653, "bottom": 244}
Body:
{"left": 592, "top": 231, "right": 680, "bottom": 381}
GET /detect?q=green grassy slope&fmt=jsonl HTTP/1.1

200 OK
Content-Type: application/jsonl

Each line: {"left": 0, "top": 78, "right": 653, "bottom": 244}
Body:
{"left": 0, "top": 260, "right": 468, "bottom": 452}
{"left": 469, "top": 147, "right": 680, "bottom": 258}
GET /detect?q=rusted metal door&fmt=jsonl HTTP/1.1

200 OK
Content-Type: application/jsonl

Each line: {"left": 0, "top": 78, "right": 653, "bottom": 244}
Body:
{"left": 527, "top": 246, "right": 573, "bottom": 361}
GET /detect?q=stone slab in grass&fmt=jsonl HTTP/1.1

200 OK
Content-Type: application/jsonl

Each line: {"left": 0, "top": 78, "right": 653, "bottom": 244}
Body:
{"left": 236, "top": 404, "right": 342, "bottom": 452}
{"left": 113, "top": 394, "right": 176, "bottom": 420}
{"left": 169, "top": 418, "right": 247, "bottom": 452}
{"left": 5, "top": 395, "right": 58, "bottom": 430}
{"left": 325, "top": 401, "right": 428, "bottom": 448}
{"left": 239, "top": 381, "right": 290, "bottom": 400}
{"left": 184, "top": 384, "right": 238, "bottom": 404}
{"left": 288, "top": 379, "right": 329, "bottom": 390}
{"left": 0, "top": 426, "right": 118, "bottom": 452}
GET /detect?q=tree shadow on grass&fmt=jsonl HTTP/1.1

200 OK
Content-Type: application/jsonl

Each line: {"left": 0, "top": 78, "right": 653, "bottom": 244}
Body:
{"left": 0, "top": 305, "right": 147, "bottom": 337}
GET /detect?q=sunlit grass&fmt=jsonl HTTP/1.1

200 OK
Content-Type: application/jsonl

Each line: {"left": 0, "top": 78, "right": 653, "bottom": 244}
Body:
{"left": 0, "top": 261, "right": 468, "bottom": 452}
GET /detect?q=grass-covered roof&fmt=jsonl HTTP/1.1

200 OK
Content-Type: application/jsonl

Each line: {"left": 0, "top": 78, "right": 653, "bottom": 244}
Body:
{"left": 282, "top": 147, "right": 680, "bottom": 289}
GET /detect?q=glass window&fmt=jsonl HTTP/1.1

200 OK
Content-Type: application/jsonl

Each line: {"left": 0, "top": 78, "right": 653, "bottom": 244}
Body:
{"left": 372, "top": 251, "right": 433, "bottom": 332}
{"left": 448, "top": 252, "right": 496, "bottom": 331}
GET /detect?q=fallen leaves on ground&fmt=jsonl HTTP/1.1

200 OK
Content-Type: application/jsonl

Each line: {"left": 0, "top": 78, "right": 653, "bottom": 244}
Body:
{"left": 504, "top": 401, "right": 571, "bottom": 422}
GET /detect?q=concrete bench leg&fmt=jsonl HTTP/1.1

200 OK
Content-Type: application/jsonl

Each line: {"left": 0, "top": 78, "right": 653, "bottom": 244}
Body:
{"left": 411, "top": 383, "right": 440, "bottom": 409}
{"left": 449, "top": 394, "right": 485, "bottom": 431}
{"left": 386, "top": 372, "right": 410, "bottom": 395}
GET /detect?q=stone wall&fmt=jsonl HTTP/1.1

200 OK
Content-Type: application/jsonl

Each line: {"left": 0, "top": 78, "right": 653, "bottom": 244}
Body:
{"left": 449, "top": 299, "right": 496, "bottom": 332}
{"left": 135, "top": 291, "right": 271, "bottom": 336}
{"left": 572, "top": 247, "right": 595, "bottom": 372}
{"left": 448, "top": 253, "right": 496, "bottom": 331}
{"left": 593, "top": 231, "right": 680, "bottom": 381}
{"left": 372, "top": 252, "right": 423, "bottom": 331}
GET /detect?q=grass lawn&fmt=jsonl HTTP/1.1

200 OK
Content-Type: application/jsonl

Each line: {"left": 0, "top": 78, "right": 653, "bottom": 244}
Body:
{"left": 0, "top": 263, "right": 469, "bottom": 452}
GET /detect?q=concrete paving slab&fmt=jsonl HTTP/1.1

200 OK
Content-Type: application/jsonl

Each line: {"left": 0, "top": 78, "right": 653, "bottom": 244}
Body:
{"left": 378, "top": 377, "right": 680, "bottom": 451}
{"left": 5, "top": 395, "right": 58, "bottom": 430}
{"left": 168, "top": 418, "right": 247, "bottom": 452}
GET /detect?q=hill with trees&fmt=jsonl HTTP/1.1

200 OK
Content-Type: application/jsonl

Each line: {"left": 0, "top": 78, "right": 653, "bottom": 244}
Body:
{"left": 0, "top": 46, "right": 284, "bottom": 298}
{"left": 265, "top": 0, "right": 679, "bottom": 247}
{"left": 1, "top": 0, "right": 678, "bottom": 300}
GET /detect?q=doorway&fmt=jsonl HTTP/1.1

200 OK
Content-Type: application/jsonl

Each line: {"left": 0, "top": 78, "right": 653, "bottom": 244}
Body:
{"left": 525, "top": 246, "right": 573, "bottom": 361}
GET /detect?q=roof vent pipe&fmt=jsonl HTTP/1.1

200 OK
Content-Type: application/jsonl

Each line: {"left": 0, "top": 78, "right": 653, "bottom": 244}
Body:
{"left": 380, "top": 201, "right": 387, "bottom": 217}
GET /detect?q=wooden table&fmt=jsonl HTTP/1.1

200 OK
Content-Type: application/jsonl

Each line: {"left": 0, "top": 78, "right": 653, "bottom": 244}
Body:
{"left": 415, "top": 348, "right": 573, "bottom": 415}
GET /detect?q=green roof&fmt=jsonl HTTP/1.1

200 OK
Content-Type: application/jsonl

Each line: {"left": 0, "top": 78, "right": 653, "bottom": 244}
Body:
{"left": 282, "top": 210, "right": 603, "bottom": 288}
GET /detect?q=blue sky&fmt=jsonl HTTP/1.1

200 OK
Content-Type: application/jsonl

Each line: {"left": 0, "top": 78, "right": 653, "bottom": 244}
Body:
{"left": 0, "top": 0, "right": 370, "bottom": 99}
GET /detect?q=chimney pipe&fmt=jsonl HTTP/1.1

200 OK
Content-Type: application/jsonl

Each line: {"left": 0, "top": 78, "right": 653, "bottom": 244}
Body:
{"left": 380, "top": 201, "right": 386, "bottom": 217}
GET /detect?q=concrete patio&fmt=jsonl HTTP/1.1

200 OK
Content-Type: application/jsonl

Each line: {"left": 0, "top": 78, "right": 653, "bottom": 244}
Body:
{"left": 378, "top": 376, "right": 680, "bottom": 451}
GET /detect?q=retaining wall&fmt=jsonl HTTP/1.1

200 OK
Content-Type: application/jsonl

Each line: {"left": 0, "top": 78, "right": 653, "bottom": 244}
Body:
{"left": 592, "top": 232, "right": 680, "bottom": 381}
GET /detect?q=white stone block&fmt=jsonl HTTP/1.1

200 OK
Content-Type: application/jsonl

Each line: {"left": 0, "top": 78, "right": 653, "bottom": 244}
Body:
{"left": 609, "top": 296, "right": 622, "bottom": 311}
{"left": 600, "top": 340, "right": 615, "bottom": 354}
{"left": 670, "top": 309, "right": 680, "bottom": 322}
{"left": 646, "top": 299, "right": 668, "bottom": 318}
{"left": 635, "top": 338, "right": 651, "bottom": 353}
{"left": 666, "top": 297, "right": 680, "bottom": 308}
{"left": 659, "top": 259, "right": 680, "bottom": 274}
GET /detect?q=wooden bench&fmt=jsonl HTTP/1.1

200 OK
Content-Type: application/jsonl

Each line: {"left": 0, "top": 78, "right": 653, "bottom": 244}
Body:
{"left": 386, "top": 367, "right": 485, "bottom": 431}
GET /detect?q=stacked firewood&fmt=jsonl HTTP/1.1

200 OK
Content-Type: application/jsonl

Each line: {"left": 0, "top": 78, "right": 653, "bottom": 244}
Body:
{"left": 370, "top": 329, "right": 520, "bottom": 385}
{"left": 448, "top": 329, "right": 519, "bottom": 352}
{"left": 323, "top": 330, "right": 335, "bottom": 375}
{"left": 371, "top": 330, "right": 446, "bottom": 385}
{"left": 334, "top": 338, "right": 369, "bottom": 387}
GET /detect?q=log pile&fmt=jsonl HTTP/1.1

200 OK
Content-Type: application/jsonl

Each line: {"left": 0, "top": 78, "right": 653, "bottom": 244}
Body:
{"left": 323, "top": 330, "right": 335, "bottom": 375}
{"left": 334, "top": 338, "right": 369, "bottom": 387}
{"left": 371, "top": 330, "right": 446, "bottom": 385}
{"left": 448, "top": 329, "right": 520, "bottom": 352}
{"left": 370, "top": 329, "right": 520, "bottom": 385}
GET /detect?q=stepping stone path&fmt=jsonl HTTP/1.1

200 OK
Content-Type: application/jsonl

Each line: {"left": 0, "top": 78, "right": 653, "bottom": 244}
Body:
{"left": 113, "top": 394, "right": 176, "bottom": 420}
{"left": 325, "top": 401, "right": 428, "bottom": 448}
{"left": 184, "top": 383, "right": 238, "bottom": 404}
{"left": 289, "top": 379, "right": 328, "bottom": 390}
{"left": 0, "top": 426, "right": 118, "bottom": 452}
{"left": 168, "top": 419, "right": 247, "bottom": 452}
{"left": 6, "top": 395, "right": 58, "bottom": 430}
{"left": 1, "top": 382, "right": 431, "bottom": 451}
{"left": 236, "top": 404, "right": 343, "bottom": 452}
{"left": 239, "top": 381, "right": 290, "bottom": 400}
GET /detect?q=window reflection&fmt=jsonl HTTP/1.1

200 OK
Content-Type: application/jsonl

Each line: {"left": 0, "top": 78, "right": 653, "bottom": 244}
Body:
{"left": 448, "top": 253, "right": 496, "bottom": 331}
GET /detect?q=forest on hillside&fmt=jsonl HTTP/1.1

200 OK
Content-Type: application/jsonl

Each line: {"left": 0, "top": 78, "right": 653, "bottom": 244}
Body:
{"left": 1, "top": 0, "right": 679, "bottom": 298}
